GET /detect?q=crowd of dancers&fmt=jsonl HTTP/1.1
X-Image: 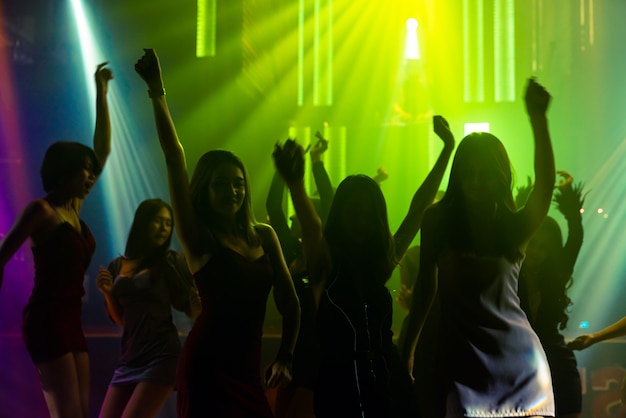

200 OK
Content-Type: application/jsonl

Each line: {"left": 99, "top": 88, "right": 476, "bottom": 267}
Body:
{"left": 0, "top": 48, "right": 617, "bottom": 418}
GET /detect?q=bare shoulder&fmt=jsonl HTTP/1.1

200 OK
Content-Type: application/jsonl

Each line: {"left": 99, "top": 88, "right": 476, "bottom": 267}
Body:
{"left": 24, "top": 199, "right": 56, "bottom": 224}
{"left": 10, "top": 198, "right": 60, "bottom": 244}
{"left": 254, "top": 223, "right": 278, "bottom": 244}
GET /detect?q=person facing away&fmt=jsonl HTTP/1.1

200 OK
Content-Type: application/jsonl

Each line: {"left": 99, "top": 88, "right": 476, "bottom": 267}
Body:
{"left": 266, "top": 134, "right": 334, "bottom": 418}
{"left": 0, "top": 62, "right": 112, "bottom": 418}
{"left": 96, "top": 198, "right": 201, "bottom": 418}
{"left": 272, "top": 114, "right": 454, "bottom": 418}
{"left": 400, "top": 78, "right": 557, "bottom": 418}
{"left": 517, "top": 171, "right": 586, "bottom": 418}
{"left": 134, "top": 48, "right": 300, "bottom": 418}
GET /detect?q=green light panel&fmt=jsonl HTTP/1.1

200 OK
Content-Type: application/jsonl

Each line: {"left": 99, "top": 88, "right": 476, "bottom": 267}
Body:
{"left": 494, "top": 0, "right": 515, "bottom": 102}
{"left": 196, "top": 0, "right": 217, "bottom": 57}
{"left": 463, "top": 0, "right": 485, "bottom": 103}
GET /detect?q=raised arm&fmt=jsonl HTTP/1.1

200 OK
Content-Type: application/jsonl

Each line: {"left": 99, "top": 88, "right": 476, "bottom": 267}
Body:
{"left": 517, "top": 78, "right": 555, "bottom": 243}
{"left": 398, "top": 206, "right": 440, "bottom": 380}
{"left": 273, "top": 140, "right": 327, "bottom": 290}
{"left": 554, "top": 171, "right": 585, "bottom": 279}
{"left": 311, "top": 132, "right": 334, "bottom": 223}
{"left": 266, "top": 171, "right": 300, "bottom": 263}
{"left": 93, "top": 62, "right": 113, "bottom": 168}
{"left": 568, "top": 317, "right": 626, "bottom": 350}
{"left": 393, "top": 115, "right": 454, "bottom": 261}
{"left": 257, "top": 224, "right": 301, "bottom": 388}
{"left": 135, "top": 49, "right": 206, "bottom": 271}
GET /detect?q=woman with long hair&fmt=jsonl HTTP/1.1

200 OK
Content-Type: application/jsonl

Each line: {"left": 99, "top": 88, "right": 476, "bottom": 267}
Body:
{"left": 273, "top": 115, "right": 454, "bottom": 417}
{"left": 401, "top": 78, "right": 556, "bottom": 418}
{"left": 96, "top": 199, "right": 200, "bottom": 418}
{"left": 517, "top": 172, "right": 585, "bottom": 418}
{"left": 135, "top": 48, "right": 300, "bottom": 417}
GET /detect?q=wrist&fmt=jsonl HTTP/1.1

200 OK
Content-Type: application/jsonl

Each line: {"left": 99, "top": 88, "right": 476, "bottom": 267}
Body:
{"left": 148, "top": 87, "right": 166, "bottom": 98}
{"left": 276, "top": 350, "right": 293, "bottom": 364}
{"left": 528, "top": 113, "right": 548, "bottom": 123}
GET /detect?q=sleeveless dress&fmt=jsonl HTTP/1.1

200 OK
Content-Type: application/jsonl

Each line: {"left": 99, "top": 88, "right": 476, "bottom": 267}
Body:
{"left": 107, "top": 251, "right": 193, "bottom": 387}
{"left": 314, "top": 269, "right": 418, "bottom": 418}
{"left": 437, "top": 248, "right": 555, "bottom": 417}
{"left": 176, "top": 244, "right": 275, "bottom": 418}
{"left": 22, "top": 220, "right": 96, "bottom": 363}
{"left": 519, "top": 277, "right": 582, "bottom": 415}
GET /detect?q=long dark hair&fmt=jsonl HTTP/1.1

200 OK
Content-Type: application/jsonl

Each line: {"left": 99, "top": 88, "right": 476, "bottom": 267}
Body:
{"left": 324, "top": 175, "right": 395, "bottom": 285}
{"left": 189, "top": 150, "right": 258, "bottom": 246}
{"left": 125, "top": 199, "right": 173, "bottom": 274}
{"left": 438, "top": 132, "right": 520, "bottom": 259}
{"left": 522, "top": 216, "right": 573, "bottom": 330}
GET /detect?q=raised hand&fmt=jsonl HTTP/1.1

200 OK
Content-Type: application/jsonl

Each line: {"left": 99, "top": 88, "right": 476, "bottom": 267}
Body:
{"left": 135, "top": 48, "right": 164, "bottom": 90}
{"left": 524, "top": 78, "right": 551, "bottom": 117}
{"left": 556, "top": 170, "right": 573, "bottom": 190}
{"left": 273, "top": 139, "right": 305, "bottom": 184}
{"left": 94, "top": 62, "right": 113, "bottom": 94}
{"left": 553, "top": 171, "right": 586, "bottom": 218}
{"left": 95, "top": 266, "right": 114, "bottom": 295}
{"left": 310, "top": 131, "right": 329, "bottom": 164}
{"left": 433, "top": 115, "right": 454, "bottom": 148}
{"left": 372, "top": 166, "right": 389, "bottom": 185}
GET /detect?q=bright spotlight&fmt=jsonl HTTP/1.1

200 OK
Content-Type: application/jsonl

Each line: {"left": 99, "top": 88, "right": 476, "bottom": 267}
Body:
{"left": 70, "top": 0, "right": 163, "bottom": 253}
{"left": 404, "top": 18, "right": 421, "bottom": 60}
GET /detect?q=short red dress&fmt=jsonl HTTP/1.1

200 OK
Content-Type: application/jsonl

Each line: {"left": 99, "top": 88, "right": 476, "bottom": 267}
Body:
{"left": 21, "top": 220, "right": 95, "bottom": 364}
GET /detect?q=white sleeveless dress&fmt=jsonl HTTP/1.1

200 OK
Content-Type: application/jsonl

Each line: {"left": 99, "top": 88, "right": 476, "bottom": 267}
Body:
{"left": 437, "top": 248, "right": 555, "bottom": 417}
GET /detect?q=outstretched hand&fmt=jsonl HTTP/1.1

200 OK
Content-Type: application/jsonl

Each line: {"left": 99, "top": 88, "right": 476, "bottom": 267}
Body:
{"left": 135, "top": 48, "right": 164, "bottom": 90}
{"left": 567, "top": 334, "right": 595, "bottom": 351}
{"left": 94, "top": 62, "right": 113, "bottom": 94}
{"left": 524, "top": 78, "right": 551, "bottom": 117}
{"left": 433, "top": 115, "right": 454, "bottom": 148}
{"left": 273, "top": 139, "right": 305, "bottom": 184}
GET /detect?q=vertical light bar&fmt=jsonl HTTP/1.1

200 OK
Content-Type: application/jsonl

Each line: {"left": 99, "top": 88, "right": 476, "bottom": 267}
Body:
{"left": 463, "top": 0, "right": 471, "bottom": 101}
{"left": 463, "top": 0, "right": 485, "bottom": 103}
{"left": 196, "top": 0, "right": 217, "bottom": 57}
{"left": 326, "top": 126, "right": 346, "bottom": 184}
{"left": 405, "top": 19, "right": 421, "bottom": 60}
{"left": 579, "top": 0, "right": 586, "bottom": 52}
{"left": 314, "top": 0, "right": 332, "bottom": 106}
{"left": 337, "top": 126, "right": 347, "bottom": 181}
{"left": 313, "top": 0, "right": 321, "bottom": 106}
{"left": 298, "top": 0, "right": 305, "bottom": 106}
{"left": 589, "top": 0, "right": 594, "bottom": 46}
{"left": 531, "top": 0, "right": 538, "bottom": 73}
{"left": 325, "top": 0, "right": 333, "bottom": 106}
{"left": 288, "top": 126, "right": 298, "bottom": 139}
{"left": 476, "top": 0, "right": 484, "bottom": 102}
{"left": 494, "top": 0, "right": 515, "bottom": 102}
